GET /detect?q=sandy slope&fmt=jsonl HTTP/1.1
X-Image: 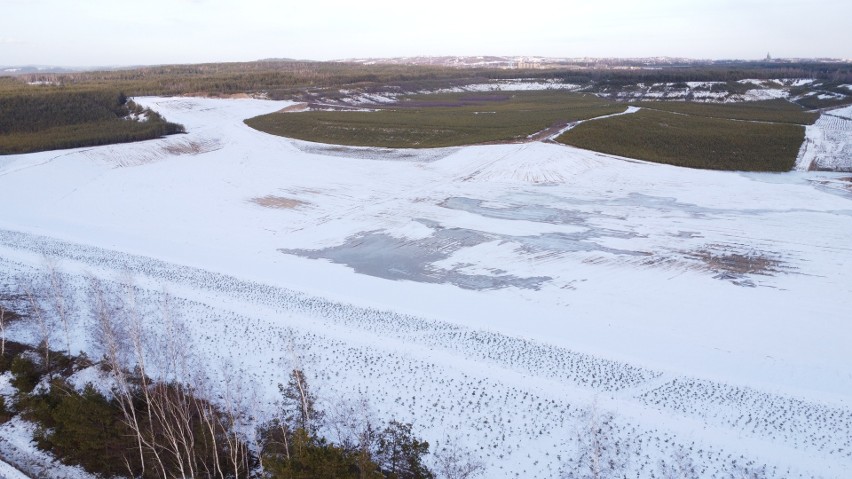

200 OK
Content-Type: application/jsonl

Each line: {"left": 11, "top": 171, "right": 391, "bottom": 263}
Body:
{"left": 0, "top": 97, "right": 850, "bottom": 478}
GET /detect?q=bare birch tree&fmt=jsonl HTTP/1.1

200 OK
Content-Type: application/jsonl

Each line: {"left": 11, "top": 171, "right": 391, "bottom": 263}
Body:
{"left": 44, "top": 257, "right": 74, "bottom": 354}
{"left": 86, "top": 274, "right": 252, "bottom": 478}
{"left": 658, "top": 447, "right": 697, "bottom": 479}
{"left": 326, "top": 395, "right": 381, "bottom": 478}
{"left": 729, "top": 464, "right": 768, "bottom": 479}
{"left": 88, "top": 274, "right": 163, "bottom": 477}
{"left": 433, "top": 436, "right": 486, "bottom": 479}
{"left": 561, "top": 401, "right": 629, "bottom": 479}
{"left": 20, "top": 275, "right": 51, "bottom": 369}
{"left": 0, "top": 307, "right": 5, "bottom": 358}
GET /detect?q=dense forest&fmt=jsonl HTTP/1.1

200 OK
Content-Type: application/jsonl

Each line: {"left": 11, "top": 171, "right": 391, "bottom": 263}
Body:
{"left": 0, "top": 85, "right": 184, "bottom": 155}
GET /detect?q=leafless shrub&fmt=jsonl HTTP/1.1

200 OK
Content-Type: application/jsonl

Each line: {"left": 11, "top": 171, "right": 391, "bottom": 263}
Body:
{"left": 433, "top": 436, "right": 486, "bottom": 479}
{"left": 687, "top": 246, "right": 784, "bottom": 276}
{"left": 658, "top": 447, "right": 697, "bottom": 479}
{"left": 250, "top": 195, "right": 308, "bottom": 209}
{"left": 561, "top": 401, "right": 629, "bottom": 479}
{"left": 19, "top": 275, "right": 53, "bottom": 368}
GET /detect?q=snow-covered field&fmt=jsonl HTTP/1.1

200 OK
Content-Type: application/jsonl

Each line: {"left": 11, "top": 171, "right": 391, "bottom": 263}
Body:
{"left": 0, "top": 97, "right": 850, "bottom": 478}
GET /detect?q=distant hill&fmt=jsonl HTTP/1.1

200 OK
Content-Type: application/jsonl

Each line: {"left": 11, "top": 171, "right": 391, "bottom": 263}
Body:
{"left": 1, "top": 65, "right": 81, "bottom": 75}
{"left": 1, "top": 65, "right": 139, "bottom": 75}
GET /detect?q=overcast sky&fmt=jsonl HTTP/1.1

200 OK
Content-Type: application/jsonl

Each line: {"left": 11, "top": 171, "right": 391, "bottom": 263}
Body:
{"left": 1, "top": 0, "right": 850, "bottom": 66}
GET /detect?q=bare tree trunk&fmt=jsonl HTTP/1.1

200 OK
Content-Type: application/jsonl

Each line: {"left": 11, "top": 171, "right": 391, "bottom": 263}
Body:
{"left": 45, "top": 258, "right": 73, "bottom": 355}
{"left": 21, "top": 279, "right": 50, "bottom": 370}
{"left": 217, "top": 366, "right": 251, "bottom": 479}
{"left": 562, "top": 400, "right": 628, "bottom": 479}
{"left": 0, "top": 306, "right": 6, "bottom": 358}
{"left": 198, "top": 395, "right": 225, "bottom": 479}
{"left": 89, "top": 275, "right": 156, "bottom": 478}
{"left": 434, "top": 435, "right": 486, "bottom": 479}
{"left": 294, "top": 370, "right": 311, "bottom": 429}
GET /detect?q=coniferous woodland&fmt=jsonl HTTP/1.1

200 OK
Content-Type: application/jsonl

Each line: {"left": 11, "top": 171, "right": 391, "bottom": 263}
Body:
{"left": 0, "top": 85, "right": 185, "bottom": 155}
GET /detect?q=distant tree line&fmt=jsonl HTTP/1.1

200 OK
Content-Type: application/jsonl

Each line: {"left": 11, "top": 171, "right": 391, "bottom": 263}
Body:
{"left": 3, "top": 60, "right": 850, "bottom": 102}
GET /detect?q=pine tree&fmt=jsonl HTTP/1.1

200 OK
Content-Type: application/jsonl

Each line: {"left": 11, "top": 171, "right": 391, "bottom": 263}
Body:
{"left": 279, "top": 369, "right": 322, "bottom": 435}
{"left": 376, "top": 421, "right": 433, "bottom": 479}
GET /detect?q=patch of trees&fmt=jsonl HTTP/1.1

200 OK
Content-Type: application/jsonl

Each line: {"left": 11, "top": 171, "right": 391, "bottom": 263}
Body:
{"left": 0, "top": 87, "right": 184, "bottom": 155}
{"left": 0, "top": 89, "right": 129, "bottom": 133}
{"left": 0, "top": 273, "right": 456, "bottom": 479}
{"left": 258, "top": 369, "right": 434, "bottom": 479}
{"left": 4, "top": 350, "right": 254, "bottom": 478}
{"left": 1, "top": 348, "right": 438, "bottom": 478}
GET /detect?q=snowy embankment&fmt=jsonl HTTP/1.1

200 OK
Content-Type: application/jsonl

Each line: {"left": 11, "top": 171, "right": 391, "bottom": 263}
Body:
{"left": 603, "top": 79, "right": 829, "bottom": 103}
{"left": 433, "top": 79, "right": 581, "bottom": 93}
{"left": 338, "top": 79, "right": 580, "bottom": 105}
{"left": 796, "top": 104, "right": 852, "bottom": 171}
{"left": 0, "top": 97, "right": 850, "bottom": 478}
{"left": 0, "top": 460, "right": 29, "bottom": 479}
{"left": 545, "top": 105, "right": 640, "bottom": 139}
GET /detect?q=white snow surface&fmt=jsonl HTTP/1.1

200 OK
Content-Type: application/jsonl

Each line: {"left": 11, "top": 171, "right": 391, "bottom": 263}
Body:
{"left": 434, "top": 80, "right": 581, "bottom": 93}
{"left": 0, "top": 97, "right": 851, "bottom": 478}
{"left": 0, "top": 459, "right": 29, "bottom": 479}
{"left": 605, "top": 81, "right": 807, "bottom": 102}
{"left": 336, "top": 80, "right": 581, "bottom": 106}
{"left": 741, "top": 88, "right": 788, "bottom": 101}
{"left": 65, "top": 366, "right": 118, "bottom": 399}
{"left": 0, "top": 418, "right": 95, "bottom": 479}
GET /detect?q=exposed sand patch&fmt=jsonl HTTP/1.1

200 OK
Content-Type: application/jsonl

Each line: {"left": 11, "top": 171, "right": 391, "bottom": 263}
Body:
{"left": 278, "top": 102, "right": 309, "bottom": 113}
{"left": 161, "top": 138, "right": 222, "bottom": 156}
{"left": 250, "top": 195, "right": 308, "bottom": 209}
{"left": 628, "top": 243, "right": 792, "bottom": 287}
{"left": 183, "top": 92, "right": 253, "bottom": 99}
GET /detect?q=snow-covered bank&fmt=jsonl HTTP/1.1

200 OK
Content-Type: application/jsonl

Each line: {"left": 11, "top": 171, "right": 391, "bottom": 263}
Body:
{"left": 796, "top": 104, "right": 852, "bottom": 171}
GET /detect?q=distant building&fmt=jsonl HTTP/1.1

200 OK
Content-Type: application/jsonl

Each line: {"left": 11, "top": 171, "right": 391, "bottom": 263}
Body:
{"left": 516, "top": 58, "right": 541, "bottom": 69}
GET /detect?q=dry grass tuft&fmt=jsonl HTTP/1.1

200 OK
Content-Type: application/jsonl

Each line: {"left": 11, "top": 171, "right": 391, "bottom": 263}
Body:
{"left": 250, "top": 195, "right": 308, "bottom": 209}
{"left": 687, "top": 248, "right": 784, "bottom": 276}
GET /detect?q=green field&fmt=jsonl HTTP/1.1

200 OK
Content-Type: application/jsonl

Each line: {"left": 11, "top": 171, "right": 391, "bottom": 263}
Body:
{"left": 248, "top": 92, "right": 812, "bottom": 171}
{"left": 557, "top": 108, "right": 806, "bottom": 171}
{"left": 246, "top": 91, "right": 626, "bottom": 148}
{"left": 792, "top": 93, "right": 852, "bottom": 111}
{"left": 631, "top": 99, "right": 817, "bottom": 124}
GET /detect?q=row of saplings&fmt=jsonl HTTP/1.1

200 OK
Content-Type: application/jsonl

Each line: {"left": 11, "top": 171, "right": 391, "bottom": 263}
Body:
{"left": 0, "top": 342, "right": 439, "bottom": 479}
